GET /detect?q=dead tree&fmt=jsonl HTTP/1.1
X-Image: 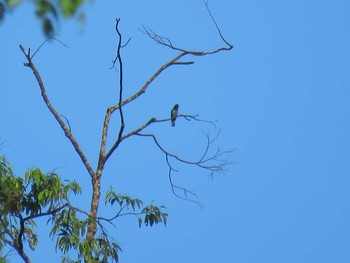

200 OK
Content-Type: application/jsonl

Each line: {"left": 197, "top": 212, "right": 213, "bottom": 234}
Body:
{"left": 18, "top": 1, "right": 233, "bottom": 259}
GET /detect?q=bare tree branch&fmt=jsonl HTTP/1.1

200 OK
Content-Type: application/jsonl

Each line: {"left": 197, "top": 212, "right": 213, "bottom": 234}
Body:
{"left": 19, "top": 45, "right": 95, "bottom": 179}
{"left": 135, "top": 132, "right": 232, "bottom": 205}
{"left": 203, "top": 0, "right": 233, "bottom": 48}
{"left": 181, "top": 114, "right": 217, "bottom": 129}
{"left": 98, "top": 4, "right": 233, "bottom": 165}
{"left": 97, "top": 18, "right": 129, "bottom": 170}
{"left": 166, "top": 155, "right": 204, "bottom": 208}
{"left": 111, "top": 52, "right": 190, "bottom": 112}
{"left": 105, "top": 113, "right": 216, "bottom": 160}
{"left": 115, "top": 18, "right": 125, "bottom": 141}
{"left": 137, "top": 132, "right": 231, "bottom": 174}
{"left": 30, "top": 36, "right": 70, "bottom": 60}
{"left": 106, "top": 2, "right": 233, "bottom": 115}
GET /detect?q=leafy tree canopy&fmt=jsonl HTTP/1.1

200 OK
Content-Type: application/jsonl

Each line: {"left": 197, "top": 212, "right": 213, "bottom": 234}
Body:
{"left": 0, "top": 155, "right": 168, "bottom": 262}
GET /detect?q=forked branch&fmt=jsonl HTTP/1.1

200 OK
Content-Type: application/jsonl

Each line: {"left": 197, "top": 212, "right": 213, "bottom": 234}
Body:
{"left": 108, "top": 2, "right": 233, "bottom": 114}
{"left": 97, "top": 18, "right": 130, "bottom": 169}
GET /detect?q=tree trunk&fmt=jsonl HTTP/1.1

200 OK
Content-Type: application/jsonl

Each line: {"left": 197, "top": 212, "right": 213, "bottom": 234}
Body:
{"left": 86, "top": 172, "right": 101, "bottom": 239}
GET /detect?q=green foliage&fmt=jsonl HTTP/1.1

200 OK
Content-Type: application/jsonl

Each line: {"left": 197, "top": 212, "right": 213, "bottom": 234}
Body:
{"left": 0, "top": 3, "right": 4, "bottom": 21}
{"left": 49, "top": 208, "right": 122, "bottom": 262}
{"left": 0, "top": 155, "right": 82, "bottom": 261}
{"left": 0, "top": 157, "right": 168, "bottom": 262}
{"left": 105, "top": 189, "right": 143, "bottom": 211}
{"left": 142, "top": 205, "right": 168, "bottom": 227}
{"left": 0, "top": 0, "right": 86, "bottom": 36}
{"left": 47, "top": 189, "right": 125, "bottom": 262}
{"left": 60, "top": 0, "right": 82, "bottom": 18}
{"left": 0, "top": 255, "right": 7, "bottom": 263}
{"left": 105, "top": 188, "right": 168, "bottom": 228}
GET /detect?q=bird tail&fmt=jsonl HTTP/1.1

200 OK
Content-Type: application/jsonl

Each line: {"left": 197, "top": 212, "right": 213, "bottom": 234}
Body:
{"left": 171, "top": 120, "right": 175, "bottom": 127}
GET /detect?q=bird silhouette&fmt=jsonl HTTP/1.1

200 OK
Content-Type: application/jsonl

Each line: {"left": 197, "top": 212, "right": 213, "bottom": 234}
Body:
{"left": 171, "top": 104, "right": 179, "bottom": 127}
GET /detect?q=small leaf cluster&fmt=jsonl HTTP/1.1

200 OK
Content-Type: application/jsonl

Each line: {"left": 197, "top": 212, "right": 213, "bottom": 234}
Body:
{"left": 141, "top": 205, "right": 167, "bottom": 227}
{"left": 104, "top": 188, "right": 168, "bottom": 228}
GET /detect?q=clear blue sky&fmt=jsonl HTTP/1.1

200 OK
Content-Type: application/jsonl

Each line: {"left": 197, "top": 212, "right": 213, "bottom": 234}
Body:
{"left": 1, "top": 0, "right": 350, "bottom": 262}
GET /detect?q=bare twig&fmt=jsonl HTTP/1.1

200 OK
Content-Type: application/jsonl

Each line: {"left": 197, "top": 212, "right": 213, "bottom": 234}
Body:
{"left": 31, "top": 36, "right": 69, "bottom": 60}
{"left": 166, "top": 155, "right": 204, "bottom": 208}
{"left": 181, "top": 114, "right": 217, "bottom": 129}
{"left": 203, "top": 0, "right": 233, "bottom": 48}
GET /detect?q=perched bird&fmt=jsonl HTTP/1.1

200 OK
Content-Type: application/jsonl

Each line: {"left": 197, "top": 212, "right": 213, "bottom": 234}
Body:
{"left": 171, "top": 104, "right": 179, "bottom": 127}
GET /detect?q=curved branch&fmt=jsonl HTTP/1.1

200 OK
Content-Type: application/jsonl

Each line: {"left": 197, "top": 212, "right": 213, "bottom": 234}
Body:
{"left": 101, "top": 19, "right": 128, "bottom": 164}
{"left": 112, "top": 52, "right": 189, "bottom": 112}
{"left": 136, "top": 132, "right": 232, "bottom": 205}
{"left": 97, "top": 18, "right": 129, "bottom": 170}
{"left": 137, "top": 133, "right": 231, "bottom": 174}
{"left": 115, "top": 18, "right": 126, "bottom": 143}
{"left": 19, "top": 45, "right": 95, "bottom": 179}
{"left": 11, "top": 214, "right": 31, "bottom": 263}
{"left": 203, "top": 0, "right": 233, "bottom": 48}
{"left": 142, "top": 1, "right": 233, "bottom": 53}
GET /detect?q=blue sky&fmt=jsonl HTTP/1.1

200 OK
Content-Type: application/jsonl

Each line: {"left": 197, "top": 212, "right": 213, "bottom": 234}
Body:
{"left": 1, "top": 0, "right": 350, "bottom": 262}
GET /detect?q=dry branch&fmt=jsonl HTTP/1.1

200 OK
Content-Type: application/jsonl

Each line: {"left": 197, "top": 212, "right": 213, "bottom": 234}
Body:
{"left": 136, "top": 132, "right": 233, "bottom": 206}
{"left": 19, "top": 45, "right": 95, "bottom": 179}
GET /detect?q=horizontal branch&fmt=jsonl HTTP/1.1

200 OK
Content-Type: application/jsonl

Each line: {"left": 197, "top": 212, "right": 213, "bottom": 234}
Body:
{"left": 23, "top": 204, "right": 68, "bottom": 221}
{"left": 136, "top": 133, "right": 231, "bottom": 173}
{"left": 104, "top": 113, "right": 211, "bottom": 163}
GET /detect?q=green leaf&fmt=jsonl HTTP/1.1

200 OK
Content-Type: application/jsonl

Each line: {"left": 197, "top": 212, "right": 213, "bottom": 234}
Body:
{"left": 162, "top": 213, "right": 168, "bottom": 226}
{"left": 60, "top": 0, "right": 82, "bottom": 17}
{"left": 149, "top": 214, "right": 154, "bottom": 226}
{"left": 38, "top": 191, "right": 45, "bottom": 202}
{"left": 35, "top": 0, "right": 52, "bottom": 17}
{"left": 138, "top": 217, "right": 142, "bottom": 228}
